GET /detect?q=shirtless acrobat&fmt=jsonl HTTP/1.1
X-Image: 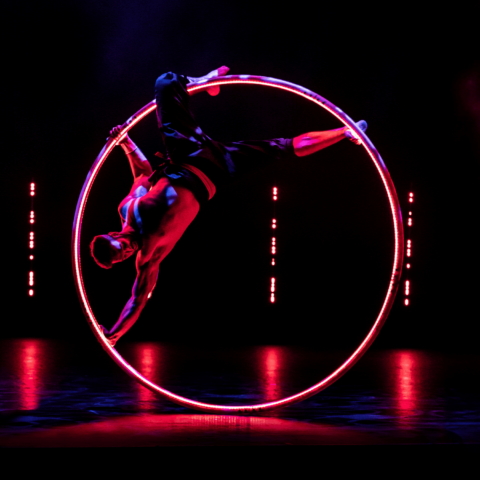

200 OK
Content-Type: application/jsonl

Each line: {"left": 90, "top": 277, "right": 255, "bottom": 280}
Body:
{"left": 90, "top": 66, "right": 367, "bottom": 347}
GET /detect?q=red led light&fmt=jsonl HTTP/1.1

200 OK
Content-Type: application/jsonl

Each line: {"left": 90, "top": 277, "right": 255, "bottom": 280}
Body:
{"left": 407, "top": 249, "right": 411, "bottom": 257}
{"left": 406, "top": 263, "right": 410, "bottom": 269}
{"left": 271, "top": 247, "right": 276, "bottom": 254}
{"left": 272, "top": 219, "right": 276, "bottom": 223}
{"left": 404, "top": 299, "right": 409, "bottom": 306}
{"left": 408, "top": 219, "right": 412, "bottom": 226}
{"left": 270, "top": 295, "right": 275, "bottom": 303}
{"left": 29, "top": 255, "right": 34, "bottom": 260}
{"left": 272, "top": 224, "right": 277, "bottom": 229}
{"left": 273, "top": 196, "right": 277, "bottom": 200}
{"left": 29, "top": 289, "right": 34, "bottom": 296}
{"left": 409, "top": 212, "right": 412, "bottom": 215}
{"left": 409, "top": 193, "right": 413, "bottom": 197}
{"left": 271, "top": 259, "right": 275, "bottom": 265}
{"left": 409, "top": 198, "right": 413, "bottom": 203}
{"left": 72, "top": 74, "right": 405, "bottom": 413}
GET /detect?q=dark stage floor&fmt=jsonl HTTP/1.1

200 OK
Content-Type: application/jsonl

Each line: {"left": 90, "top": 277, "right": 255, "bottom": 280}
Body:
{"left": 0, "top": 339, "right": 479, "bottom": 446}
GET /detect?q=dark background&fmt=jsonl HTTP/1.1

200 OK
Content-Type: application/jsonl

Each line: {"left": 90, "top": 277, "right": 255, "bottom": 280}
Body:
{"left": 2, "top": 0, "right": 479, "bottom": 350}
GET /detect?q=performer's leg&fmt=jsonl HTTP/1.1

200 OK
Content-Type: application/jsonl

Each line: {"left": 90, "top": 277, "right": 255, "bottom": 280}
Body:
{"left": 293, "top": 120, "right": 368, "bottom": 157}
{"left": 154, "top": 72, "right": 203, "bottom": 158}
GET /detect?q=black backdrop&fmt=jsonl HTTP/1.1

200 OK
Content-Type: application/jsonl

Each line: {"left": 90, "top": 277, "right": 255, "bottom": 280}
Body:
{"left": 2, "top": 0, "right": 479, "bottom": 350}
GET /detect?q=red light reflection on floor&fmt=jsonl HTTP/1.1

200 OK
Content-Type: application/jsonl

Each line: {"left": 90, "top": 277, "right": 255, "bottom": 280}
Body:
{"left": 130, "top": 343, "right": 162, "bottom": 409}
{"left": 18, "top": 340, "right": 41, "bottom": 410}
{"left": 389, "top": 350, "right": 427, "bottom": 426}
{"left": 258, "top": 347, "right": 283, "bottom": 402}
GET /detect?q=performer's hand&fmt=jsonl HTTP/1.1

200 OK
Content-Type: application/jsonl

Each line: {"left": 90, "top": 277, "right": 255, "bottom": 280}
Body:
{"left": 108, "top": 125, "right": 129, "bottom": 144}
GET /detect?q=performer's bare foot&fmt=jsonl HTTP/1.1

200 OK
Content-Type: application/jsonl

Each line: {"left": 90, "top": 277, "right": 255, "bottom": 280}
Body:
{"left": 188, "top": 66, "right": 230, "bottom": 96}
{"left": 345, "top": 120, "right": 368, "bottom": 145}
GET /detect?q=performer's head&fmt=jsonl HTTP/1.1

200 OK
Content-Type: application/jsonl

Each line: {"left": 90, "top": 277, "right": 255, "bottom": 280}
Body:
{"left": 90, "top": 231, "right": 140, "bottom": 269}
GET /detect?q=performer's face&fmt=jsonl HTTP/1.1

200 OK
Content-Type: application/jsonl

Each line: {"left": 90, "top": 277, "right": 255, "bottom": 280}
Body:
{"left": 106, "top": 234, "right": 137, "bottom": 264}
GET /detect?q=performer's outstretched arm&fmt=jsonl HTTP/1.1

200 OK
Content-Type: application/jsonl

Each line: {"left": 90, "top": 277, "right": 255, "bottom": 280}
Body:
{"left": 110, "top": 126, "right": 153, "bottom": 180}
{"left": 293, "top": 120, "right": 367, "bottom": 157}
{"left": 105, "top": 253, "right": 160, "bottom": 346}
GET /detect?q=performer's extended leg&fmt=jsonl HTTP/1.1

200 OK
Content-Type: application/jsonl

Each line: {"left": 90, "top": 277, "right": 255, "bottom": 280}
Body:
{"left": 293, "top": 120, "right": 367, "bottom": 156}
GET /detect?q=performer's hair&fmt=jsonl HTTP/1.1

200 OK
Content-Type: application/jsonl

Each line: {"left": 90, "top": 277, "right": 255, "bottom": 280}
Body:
{"left": 90, "top": 235, "right": 114, "bottom": 269}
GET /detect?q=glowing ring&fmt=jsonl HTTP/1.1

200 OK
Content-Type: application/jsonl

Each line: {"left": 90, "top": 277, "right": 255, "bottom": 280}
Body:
{"left": 72, "top": 75, "right": 404, "bottom": 413}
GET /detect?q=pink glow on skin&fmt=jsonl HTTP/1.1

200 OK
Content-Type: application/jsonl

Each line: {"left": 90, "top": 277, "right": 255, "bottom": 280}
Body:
{"left": 72, "top": 75, "right": 403, "bottom": 413}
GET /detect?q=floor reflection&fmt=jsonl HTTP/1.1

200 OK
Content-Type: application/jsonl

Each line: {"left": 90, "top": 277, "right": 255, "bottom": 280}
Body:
{"left": 126, "top": 342, "right": 163, "bottom": 410}
{"left": 0, "top": 340, "right": 478, "bottom": 444}
{"left": 258, "top": 346, "right": 283, "bottom": 402}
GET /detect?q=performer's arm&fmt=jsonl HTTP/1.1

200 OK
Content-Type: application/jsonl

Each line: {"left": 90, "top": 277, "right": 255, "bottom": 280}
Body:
{"left": 106, "top": 254, "right": 160, "bottom": 346}
{"left": 110, "top": 126, "right": 153, "bottom": 180}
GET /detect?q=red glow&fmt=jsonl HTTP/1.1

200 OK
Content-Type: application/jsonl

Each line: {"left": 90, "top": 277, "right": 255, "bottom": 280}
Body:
{"left": 260, "top": 347, "right": 282, "bottom": 401}
{"left": 271, "top": 259, "right": 275, "bottom": 265}
{"left": 406, "top": 263, "right": 410, "bottom": 269}
{"left": 270, "top": 295, "right": 275, "bottom": 303}
{"left": 131, "top": 343, "right": 162, "bottom": 410}
{"left": 407, "top": 249, "right": 411, "bottom": 257}
{"left": 29, "top": 289, "right": 34, "bottom": 296}
{"left": 18, "top": 340, "right": 40, "bottom": 409}
{"left": 272, "top": 224, "right": 277, "bottom": 229}
{"left": 271, "top": 247, "right": 276, "bottom": 254}
{"left": 271, "top": 277, "right": 275, "bottom": 282}
{"left": 30, "top": 192, "right": 35, "bottom": 196}
{"left": 409, "top": 193, "right": 413, "bottom": 197}
{"left": 272, "top": 219, "right": 276, "bottom": 223}
{"left": 29, "top": 255, "right": 34, "bottom": 260}
{"left": 404, "top": 299, "right": 409, "bottom": 305}
{"left": 391, "top": 351, "right": 424, "bottom": 425}
{"left": 273, "top": 196, "right": 277, "bottom": 200}
{"left": 407, "top": 219, "right": 412, "bottom": 226}
{"left": 409, "top": 198, "right": 413, "bottom": 203}
{"left": 29, "top": 242, "right": 34, "bottom": 249}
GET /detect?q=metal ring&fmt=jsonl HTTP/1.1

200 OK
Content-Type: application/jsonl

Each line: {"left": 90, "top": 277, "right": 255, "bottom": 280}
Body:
{"left": 72, "top": 75, "right": 404, "bottom": 413}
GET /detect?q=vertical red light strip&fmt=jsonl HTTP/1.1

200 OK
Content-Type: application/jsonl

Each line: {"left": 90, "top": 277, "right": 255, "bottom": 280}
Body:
{"left": 404, "top": 191, "right": 413, "bottom": 306}
{"left": 270, "top": 187, "right": 278, "bottom": 303}
{"left": 29, "top": 182, "right": 35, "bottom": 296}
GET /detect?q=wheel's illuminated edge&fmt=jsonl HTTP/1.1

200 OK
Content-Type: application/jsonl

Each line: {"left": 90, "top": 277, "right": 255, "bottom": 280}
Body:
{"left": 72, "top": 75, "right": 404, "bottom": 413}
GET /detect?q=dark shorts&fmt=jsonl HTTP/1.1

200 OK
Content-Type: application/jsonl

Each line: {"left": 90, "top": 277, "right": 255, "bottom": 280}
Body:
{"left": 152, "top": 72, "right": 296, "bottom": 203}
